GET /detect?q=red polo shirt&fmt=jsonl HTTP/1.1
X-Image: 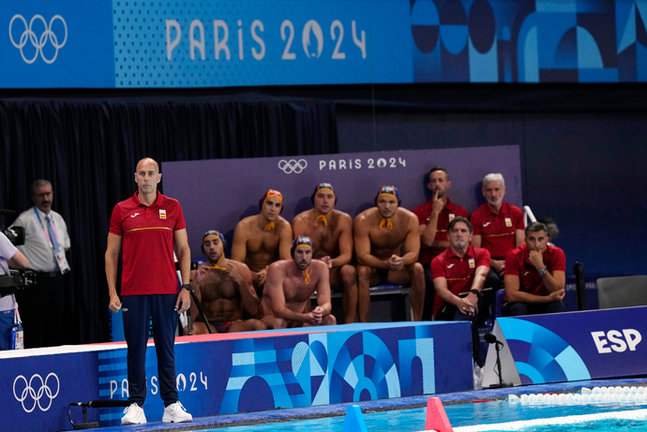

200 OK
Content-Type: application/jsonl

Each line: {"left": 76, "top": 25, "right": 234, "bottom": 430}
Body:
{"left": 504, "top": 244, "right": 566, "bottom": 296}
{"left": 413, "top": 198, "right": 468, "bottom": 265}
{"left": 470, "top": 201, "right": 523, "bottom": 259}
{"left": 109, "top": 192, "right": 186, "bottom": 295}
{"left": 431, "top": 246, "right": 490, "bottom": 316}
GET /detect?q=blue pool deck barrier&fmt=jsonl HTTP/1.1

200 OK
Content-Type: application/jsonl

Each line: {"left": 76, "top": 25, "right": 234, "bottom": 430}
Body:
{"left": 3, "top": 306, "right": 647, "bottom": 431}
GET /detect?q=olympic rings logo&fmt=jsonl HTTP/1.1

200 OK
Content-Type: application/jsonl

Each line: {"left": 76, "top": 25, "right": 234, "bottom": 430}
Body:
{"left": 13, "top": 373, "right": 60, "bottom": 413}
{"left": 9, "top": 14, "right": 68, "bottom": 64}
{"left": 278, "top": 159, "right": 308, "bottom": 174}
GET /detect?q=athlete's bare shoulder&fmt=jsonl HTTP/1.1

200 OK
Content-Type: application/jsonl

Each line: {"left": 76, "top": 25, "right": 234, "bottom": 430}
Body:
{"left": 331, "top": 209, "right": 352, "bottom": 224}
{"left": 293, "top": 208, "right": 315, "bottom": 224}
{"left": 354, "top": 207, "right": 379, "bottom": 224}
{"left": 234, "top": 214, "right": 258, "bottom": 232}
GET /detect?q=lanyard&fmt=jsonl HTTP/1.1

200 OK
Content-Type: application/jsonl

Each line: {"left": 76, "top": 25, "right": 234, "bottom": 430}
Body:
{"left": 33, "top": 206, "right": 59, "bottom": 252}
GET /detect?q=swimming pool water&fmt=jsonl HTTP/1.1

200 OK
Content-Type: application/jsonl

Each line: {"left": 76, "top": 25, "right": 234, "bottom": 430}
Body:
{"left": 201, "top": 398, "right": 647, "bottom": 432}
{"left": 447, "top": 400, "right": 647, "bottom": 426}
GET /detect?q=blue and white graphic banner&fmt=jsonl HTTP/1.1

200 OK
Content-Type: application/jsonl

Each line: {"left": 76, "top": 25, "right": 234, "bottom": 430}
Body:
{"left": 488, "top": 307, "right": 647, "bottom": 386}
{"left": 0, "top": 322, "right": 471, "bottom": 431}
{"left": 123, "top": 0, "right": 411, "bottom": 88}
{"left": 97, "top": 322, "right": 472, "bottom": 425}
{"left": 2, "top": 0, "right": 647, "bottom": 87}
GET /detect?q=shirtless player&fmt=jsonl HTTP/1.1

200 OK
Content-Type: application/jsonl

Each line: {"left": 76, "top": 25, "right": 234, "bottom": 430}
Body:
{"left": 261, "top": 236, "right": 336, "bottom": 329}
{"left": 188, "top": 230, "right": 265, "bottom": 333}
{"left": 354, "top": 186, "right": 425, "bottom": 321}
{"left": 231, "top": 189, "right": 292, "bottom": 294}
{"left": 292, "top": 183, "right": 358, "bottom": 323}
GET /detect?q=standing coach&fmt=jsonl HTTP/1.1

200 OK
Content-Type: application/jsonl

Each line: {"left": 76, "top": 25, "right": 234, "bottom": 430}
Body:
{"left": 105, "top": 157, "right": 193, "bottom": 425}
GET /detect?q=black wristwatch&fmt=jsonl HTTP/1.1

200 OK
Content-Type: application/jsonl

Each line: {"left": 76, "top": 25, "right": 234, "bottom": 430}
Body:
{"left": 181, "top": 284, "right": 192, "bottom": 291}
{"left": 470, "top": 289, "right": 481, "bottom": 296}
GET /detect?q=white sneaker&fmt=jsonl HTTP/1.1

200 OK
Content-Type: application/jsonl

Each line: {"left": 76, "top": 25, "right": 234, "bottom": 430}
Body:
{"left": 162, "top": 401, "right": 193, "bottom": 423}
{"left": 121, "top": 403, "right": 147, "bottom": 425}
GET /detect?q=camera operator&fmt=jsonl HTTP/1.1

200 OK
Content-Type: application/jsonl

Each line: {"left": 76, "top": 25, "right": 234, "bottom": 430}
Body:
{"left": 10, "top": 179, "right": 71, "bottom": 348}
{"left": 0, "top": 231, "right": 29, "bottom": 350}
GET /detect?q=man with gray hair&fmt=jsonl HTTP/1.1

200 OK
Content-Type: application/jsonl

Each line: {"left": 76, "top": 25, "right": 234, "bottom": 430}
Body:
{"left": 503, "top": 221, "right": 566, "bottom": 316}
{"left": 431, "top": 216, "right": 490, "bottom": 365}
{"left": 469, "top": 173, "right": 524, "bottom": 290}
{"left": 10, "top": 179, "right": 71, "bottom": 348}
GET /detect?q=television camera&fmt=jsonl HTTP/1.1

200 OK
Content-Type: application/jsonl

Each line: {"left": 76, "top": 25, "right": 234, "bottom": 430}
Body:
{"left": 1, "top": 209, "right": 35, "bottom": 296}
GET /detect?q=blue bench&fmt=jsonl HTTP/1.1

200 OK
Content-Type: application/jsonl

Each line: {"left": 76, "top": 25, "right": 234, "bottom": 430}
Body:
{"left": 324, "top": 283, "right": 412, "bottom": 323}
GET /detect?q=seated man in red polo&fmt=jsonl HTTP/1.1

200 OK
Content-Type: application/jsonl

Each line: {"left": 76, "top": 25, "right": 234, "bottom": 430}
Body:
{"left": 503, "top": 221, "right": 566, "bottom": 316}
{"left": 431, "top": 216, "right": 490, "bottom": 365}
{"left": 413, "top": 166, "right": 468, "bottom": 320}
{"left": 432, "top": 217, "right": 490, "bottom": 320}
{"left": 470, "top": 173, "right": 524, "bottom": 290}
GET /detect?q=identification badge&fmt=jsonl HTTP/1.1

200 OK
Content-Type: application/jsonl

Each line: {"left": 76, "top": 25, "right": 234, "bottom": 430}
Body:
{"left": 159, "top": 209, "right": 167, "bottom": 219}
{"left": 55, "top": 251, "right": 71, "bottom": 274}
{"left": 468, "top": 258, "right": 475, "bottom": 268}
{"left": 505, "top": 217, "right": 512, "bottom": 227}
{"left": 449, "top": 213, "right": 455, "bottom": 222}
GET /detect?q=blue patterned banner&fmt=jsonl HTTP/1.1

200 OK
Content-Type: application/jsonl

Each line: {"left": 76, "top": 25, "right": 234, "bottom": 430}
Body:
{"left": 0, "top": 321, "right": 470, "bottom": 430}
{"left": 97, "top": 322, "right": 472, "bottom": 424}
{"left": 2, "top": 0, "right": 647, "bottom": 87}
{"left": 490, "top": 307, "right": 647, "bottom": 386}
{"left": 113, "top": 0, "right": 411, "bottom": 87}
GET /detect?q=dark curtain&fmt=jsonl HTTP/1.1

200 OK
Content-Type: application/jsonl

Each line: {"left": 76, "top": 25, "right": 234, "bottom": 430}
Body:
{"left": 0, "top": 94, "right": 338, "bottom": 343}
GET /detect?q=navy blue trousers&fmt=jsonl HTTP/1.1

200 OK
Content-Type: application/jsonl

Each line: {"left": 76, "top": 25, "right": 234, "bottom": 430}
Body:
{"left": 122, "top": 294, "right": 178, "bottom": 407}
{"left": 436, "top": 295, "right": 489, "bottom": 366}
{"left": 0, "top": 309, "right": 14, "bottom": 350}
{"left": 503, "top": 300, "right": 566, "bottom": 316}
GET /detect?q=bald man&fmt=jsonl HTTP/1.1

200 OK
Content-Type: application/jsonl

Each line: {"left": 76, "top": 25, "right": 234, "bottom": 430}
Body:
{"left": 105, "top": 157, "right": 193, "bottom": 425}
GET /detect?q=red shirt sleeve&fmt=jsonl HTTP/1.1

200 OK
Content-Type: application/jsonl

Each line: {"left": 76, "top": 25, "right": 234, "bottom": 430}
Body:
{"left": 430, "top": 255, "right": 445, "bottom": 280}
{"left": 174, "top": 201, "right": 187, "bottom": 231}
{"left": 476, "top": 248, "right": 491, "bottom": 268}
{"left": 504, "top": 249, "right": 520, "bottom": 276}
{"left": 548, "top": 247, "right": 566, "bottom": 272}
{"left": 470, "top": 210, "right": 482, "bottom": 235}
{"left": 412, "top": 203, "right": 427, "bottom": 226}
{"left": 109, "top": 204, "right": 122, "bottom": 236}
{"left": 512, "top": 206, "right": 524, "bottom": 230}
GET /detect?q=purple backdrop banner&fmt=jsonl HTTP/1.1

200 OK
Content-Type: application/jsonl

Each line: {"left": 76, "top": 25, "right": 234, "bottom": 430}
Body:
{"left": 162, "top": 147, "right": 521, "bottom": 255}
